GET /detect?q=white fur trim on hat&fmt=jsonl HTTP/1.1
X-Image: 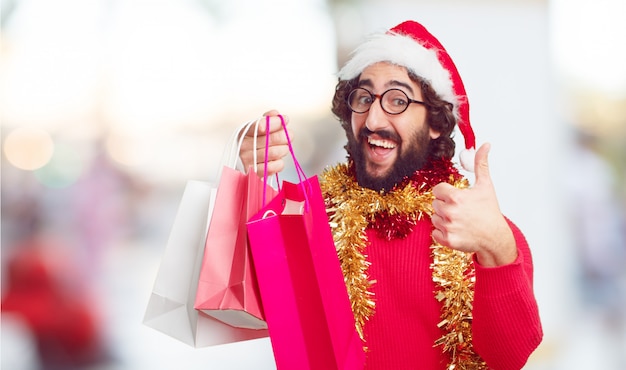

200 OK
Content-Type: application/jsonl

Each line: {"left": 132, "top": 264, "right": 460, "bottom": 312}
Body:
{"left": 337, "top": 32, "right": 458, "bottom": 107}
{"left": 459, "top": 148, "right": 475, "bottom": 172}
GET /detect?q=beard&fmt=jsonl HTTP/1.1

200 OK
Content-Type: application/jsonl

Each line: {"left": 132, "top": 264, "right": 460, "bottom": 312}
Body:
{"left": 346, "top": 125, "right": 431, "bottom": 192}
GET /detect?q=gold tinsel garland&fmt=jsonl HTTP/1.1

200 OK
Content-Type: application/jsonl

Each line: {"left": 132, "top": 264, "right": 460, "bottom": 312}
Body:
{"left": 321, "top": 161, "right": 486, "bottom": 369}
{"left": 432, "top": 242, "right": 487, "bottom": 369}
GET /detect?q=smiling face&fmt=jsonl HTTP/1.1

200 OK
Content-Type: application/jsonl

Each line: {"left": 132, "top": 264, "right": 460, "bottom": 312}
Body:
{"left": 348, "top": 62, "right": 441, "bottom": 191}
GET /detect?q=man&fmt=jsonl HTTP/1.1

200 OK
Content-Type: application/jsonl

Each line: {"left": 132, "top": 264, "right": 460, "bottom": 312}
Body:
{"left": 240, "top": 20, "right": 542, "bottom": 369}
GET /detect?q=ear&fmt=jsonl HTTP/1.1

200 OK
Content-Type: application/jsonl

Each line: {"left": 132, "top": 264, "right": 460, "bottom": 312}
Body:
{"left": 429, "top": 128, "right": 441, "bottom": 139}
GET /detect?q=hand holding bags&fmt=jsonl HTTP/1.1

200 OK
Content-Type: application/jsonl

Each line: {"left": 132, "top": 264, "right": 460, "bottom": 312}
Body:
{"left": 143, "top": 119, "right": 269, "bottom": 347}
{"left": 246, "top": 116, "right": 365, "bottom": 370}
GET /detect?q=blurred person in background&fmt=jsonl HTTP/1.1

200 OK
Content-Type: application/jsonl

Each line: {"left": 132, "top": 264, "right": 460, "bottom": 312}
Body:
{"left": 239, "top": 20, "right": 543, "bottom": 370}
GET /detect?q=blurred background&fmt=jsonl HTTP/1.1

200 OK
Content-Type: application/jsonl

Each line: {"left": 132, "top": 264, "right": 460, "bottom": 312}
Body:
{"left": 1, "top": 0, "right": 625, "bottom": 369}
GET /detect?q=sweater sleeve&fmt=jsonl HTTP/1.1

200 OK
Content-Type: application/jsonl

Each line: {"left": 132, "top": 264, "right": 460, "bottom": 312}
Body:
{"left": 471, "top": 218, "right": 543, "bottom": 370}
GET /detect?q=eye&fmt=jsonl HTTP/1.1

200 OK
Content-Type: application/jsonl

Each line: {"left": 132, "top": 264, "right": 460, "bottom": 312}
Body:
{"left": 385, "top": 90, "right": 409, "bottom": 107}
{"left": 358, "top": 94, "right": 373, "bottom": 105}
{"left": 351, "top": 89, "right": 373, "bottom": 106}
{"left": 348, "top": 88, "right": 377, "bottom": 113}
{"left": 391, "top": 97, "right": 408, "bottom": 107}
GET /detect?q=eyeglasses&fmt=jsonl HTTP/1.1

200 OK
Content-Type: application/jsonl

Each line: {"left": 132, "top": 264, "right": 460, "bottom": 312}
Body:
{"left": 347, "top": 87, "right": 426, "bottom": 115}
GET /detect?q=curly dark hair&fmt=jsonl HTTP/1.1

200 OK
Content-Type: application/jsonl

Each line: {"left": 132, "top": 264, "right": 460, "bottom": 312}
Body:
{"left": 330, "top": 70, "right": 457, "bottom": 161}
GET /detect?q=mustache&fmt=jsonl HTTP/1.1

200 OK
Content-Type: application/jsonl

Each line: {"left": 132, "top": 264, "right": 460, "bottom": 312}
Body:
{"left": 358, "top": 127, "right": 401, "bottom": 142}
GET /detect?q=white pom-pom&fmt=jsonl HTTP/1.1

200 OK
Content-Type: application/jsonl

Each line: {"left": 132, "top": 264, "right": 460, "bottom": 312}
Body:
{"left": 460, "top": 148, "right": 475, "bottom": 172}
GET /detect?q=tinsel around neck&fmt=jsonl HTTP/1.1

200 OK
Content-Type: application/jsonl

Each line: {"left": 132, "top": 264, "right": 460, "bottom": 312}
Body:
{"left": 323, "top": 158, "right": 465, "bottom": 240}
{"left": 321, "top": 158, "right": 486, "bottom": 369}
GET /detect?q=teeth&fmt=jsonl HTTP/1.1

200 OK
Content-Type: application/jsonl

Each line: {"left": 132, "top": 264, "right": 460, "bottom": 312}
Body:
{"left": 368, "top": 137, "right": 396, "bottom": 149}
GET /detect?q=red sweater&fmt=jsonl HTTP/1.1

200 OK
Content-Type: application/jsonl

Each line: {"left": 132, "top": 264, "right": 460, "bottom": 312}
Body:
{"left": 362, "top": 218, "right": 542, "bottom": 370}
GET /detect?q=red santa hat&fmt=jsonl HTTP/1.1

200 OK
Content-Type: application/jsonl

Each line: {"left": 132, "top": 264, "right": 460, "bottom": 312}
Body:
{"left": 337, "top": 20, "right": 476, "bottom": 172}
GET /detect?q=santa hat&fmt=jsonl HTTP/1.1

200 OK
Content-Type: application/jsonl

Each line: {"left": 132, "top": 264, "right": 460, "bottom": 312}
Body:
{"left": 338, "top": 20, "right": 476, "bottom": 172}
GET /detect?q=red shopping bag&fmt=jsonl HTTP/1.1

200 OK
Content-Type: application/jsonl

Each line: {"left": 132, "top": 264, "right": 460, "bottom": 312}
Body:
{"left": 246, "top": 115, "right": 365, "bottom": 370}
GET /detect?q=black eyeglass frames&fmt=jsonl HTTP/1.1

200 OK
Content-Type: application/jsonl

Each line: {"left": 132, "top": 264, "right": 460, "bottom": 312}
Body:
{"left": 347, "top": 87, "right": 426, "bottom": 115}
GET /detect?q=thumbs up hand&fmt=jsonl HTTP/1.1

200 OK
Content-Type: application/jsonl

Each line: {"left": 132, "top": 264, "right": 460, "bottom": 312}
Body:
{"left": 431, "top": 143, "right": 518, "bottom": 267}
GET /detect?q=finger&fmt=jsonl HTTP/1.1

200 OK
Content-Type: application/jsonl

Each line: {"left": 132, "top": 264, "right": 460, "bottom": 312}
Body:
{"left": 240, "top": 126, "right": 290, "bottom": 154}
{"left": 261, "top": 128, "right": 291, "bottom": 149}
{"left": 262, "top": 109, "right": 280, "bottom": 117}
{"left": 241, "top": 144, "right": 289, "bottom": 169}
{"left": 243, "top": 113, "right": 289, "bottom": 137}
{"left": 253, "top": 159, "right": 285, "bottom": 178}
{"left": 431, "top": 227, "right": 446, "bottom": 246}
{"left": 474, "top": 142, "right": 492, "bottom": 187}
{"left": 430, "top": 211, "right": 445, "bottom": 229}
{"left": 431, "top": 198, "right": 445, "bottom": 215}
{"left": 261, "top": 113, "right": 289, "bottom": 136}
{"left": 264, "top": 144, "right": 290, "bottom": 162}
{"left": 244, "top": 144, "right": 289, "bottom": 162}
{"left": 432, "top": 182, "right": 455, "bottom": 201}
{"left": 248, "top": 132, "right": 280, "bottom": 152}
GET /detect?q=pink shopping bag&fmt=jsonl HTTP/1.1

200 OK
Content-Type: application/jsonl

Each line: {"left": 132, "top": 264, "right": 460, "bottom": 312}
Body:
{"left": 246, "top": 115, "right": 365, "bottom": 370}
{"left": 194, "top": 165, "right": 271, "bottom": 329}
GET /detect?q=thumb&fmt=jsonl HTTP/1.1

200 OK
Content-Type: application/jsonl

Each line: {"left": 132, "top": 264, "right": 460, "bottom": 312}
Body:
{"left": 474, "top": 142, "right": 492, "bottom": 186}
{"left": 262, "top": 109, "right": 280, "bottom": 116}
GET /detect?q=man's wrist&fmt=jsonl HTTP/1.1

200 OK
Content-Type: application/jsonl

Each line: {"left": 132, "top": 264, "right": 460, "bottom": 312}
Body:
{"left": 475, "top": 220, "right": 518, "bottom": 267}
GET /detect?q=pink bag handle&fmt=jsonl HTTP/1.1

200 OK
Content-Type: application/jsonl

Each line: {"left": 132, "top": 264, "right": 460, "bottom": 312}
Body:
{"left": 262, "top": 117, "right": 272, "bottom": 206}
{"left": 262, "top": 115, "right": 310, "bottom": 210}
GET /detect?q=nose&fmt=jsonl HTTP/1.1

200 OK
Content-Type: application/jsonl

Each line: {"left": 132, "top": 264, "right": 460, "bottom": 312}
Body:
{"left": 364, "top": 98, "right": 389, "bottom": 132}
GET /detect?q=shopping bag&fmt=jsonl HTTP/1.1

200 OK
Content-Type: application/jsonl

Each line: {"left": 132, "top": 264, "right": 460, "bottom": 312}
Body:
{"left": 193, "top": 166, "right": 275, "bottom": 329}
{"left": 143, "top": 118, "right": 270, "bottom": 346}
{"left": 142, "top": 180, "right": 268, "bottom": 347}
{"left": 194, "top": 118, "right": 276, "bottom": 329}
{"left": 246, "top": 115, "right": 365, "bottom": 369}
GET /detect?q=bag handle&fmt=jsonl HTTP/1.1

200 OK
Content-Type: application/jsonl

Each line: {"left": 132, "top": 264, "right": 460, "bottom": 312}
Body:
{"left": 219, "top": 118, "right": 256, "bottom": 176}
{"left": 220, "top": 118, "right": 279, "bottom": 184}
{"left": 262, "top": 115, "right": 310, "bottom": 211}
{"left": 232, "top": 118, "right": 262, "bottom": 172}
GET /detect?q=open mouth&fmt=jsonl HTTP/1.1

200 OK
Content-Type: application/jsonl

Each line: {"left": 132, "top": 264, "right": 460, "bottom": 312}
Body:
{"left": 357, "top": 128, "right": 400, "bottom": 165}
{"left": 368, "top": 137, "right": 396, "bottom": 149}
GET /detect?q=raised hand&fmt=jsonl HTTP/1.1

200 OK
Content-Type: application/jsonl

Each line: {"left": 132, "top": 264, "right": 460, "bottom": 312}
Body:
{"left": 431, "top": 143, "right": 518, "bottom": 266}
{"left": 239, "top": 110, "right": 291, "bottom": 177}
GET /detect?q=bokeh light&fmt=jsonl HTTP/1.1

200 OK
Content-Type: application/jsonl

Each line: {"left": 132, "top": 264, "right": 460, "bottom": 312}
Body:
{"left": 3, "top": 127, "right": 55, "bottom": 170}
{"left": 33, "top": 142, "right": 87, "bottom": 188}
{"left": 105, "top": 132, "right": 153, "bottom": 168}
